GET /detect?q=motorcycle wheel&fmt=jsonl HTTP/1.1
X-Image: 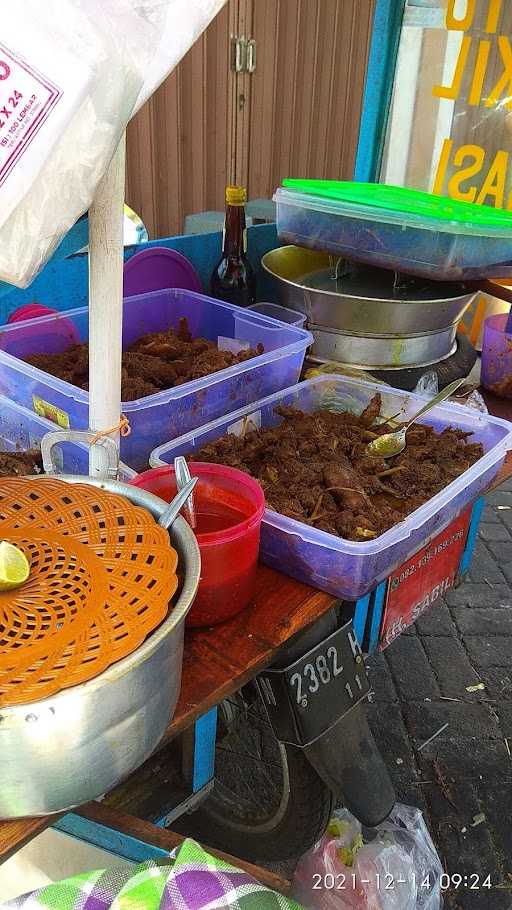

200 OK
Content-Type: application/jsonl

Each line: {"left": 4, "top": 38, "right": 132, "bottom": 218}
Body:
{"left": 173, "top": 682, "right": 333, "bottom": 862}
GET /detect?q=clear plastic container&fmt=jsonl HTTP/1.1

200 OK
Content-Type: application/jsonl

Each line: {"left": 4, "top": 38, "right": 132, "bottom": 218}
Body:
{"left": 0, "top": 289, "right": 312, "bottom": 471}
{"left": 0, "top": 396, "right": 135, "bottom": 481}
{"left": 131, "top": 463, "right": 265, "bottom": 627}
{"left": 150, "top": 375, "right": 512, "bottom": 600}
{"left": 481, "top": 313, "right": 512, "bottom": 398}
{"left": 274, "top": 187, "right": 512, "bottom": 281}
{"left": 247, "top": 302, "right": 307, "bottom": 328}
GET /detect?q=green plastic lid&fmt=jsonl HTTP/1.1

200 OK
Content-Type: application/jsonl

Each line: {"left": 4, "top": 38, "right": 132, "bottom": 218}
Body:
{"left": 282, "top": 179, "right": 512, "bottom": 230}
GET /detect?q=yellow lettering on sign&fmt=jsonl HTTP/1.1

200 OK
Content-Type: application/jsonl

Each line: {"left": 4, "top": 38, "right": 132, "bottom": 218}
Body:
{"left": 486, "top": 36, "right": 512, "bottom": 109}
{"left": 476, "top": 149, "right": 508, "bottom": 206}
{"left": 447, "top": 144, "right": 485, "bottom": 202}
{"left": 432, "top": 138, "right": 453, "bottom": 195}
{"left": 485, "top": 0, "right": 503, "bottom": 34}
{"left": 433, "top": 35, "right": 471, "bottom": 99}
{"left": 32, "top": 395, "right": 70, "bottom": 429}
{"left": 430, "top": 0, "right": 511, "bottom": 220}
{"left": 469, "top": 39, "right": 491, "bottom": 105}
{"left": 445, "top": 0, "right": 475, "bottom": 30}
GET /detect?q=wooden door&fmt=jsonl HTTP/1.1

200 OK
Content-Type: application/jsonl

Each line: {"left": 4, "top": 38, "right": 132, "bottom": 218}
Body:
{"left": 126, "top": 0, "right": 375, "bottom": 238}
{"left": 126, "top": 0, "right": 237, "bottom": 238}
{"left": 247, "top": 0, "right": 375, "bottom": 198}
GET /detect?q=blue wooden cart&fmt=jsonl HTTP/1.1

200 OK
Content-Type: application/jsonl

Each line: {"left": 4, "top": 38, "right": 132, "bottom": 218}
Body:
{"left": 0, "top": 0, "right": 501, "bottom": 886}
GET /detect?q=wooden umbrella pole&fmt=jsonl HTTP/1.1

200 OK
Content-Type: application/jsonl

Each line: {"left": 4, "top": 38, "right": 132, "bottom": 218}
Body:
{"left": 88, "top": 134, "right": 126, "bottom": 477}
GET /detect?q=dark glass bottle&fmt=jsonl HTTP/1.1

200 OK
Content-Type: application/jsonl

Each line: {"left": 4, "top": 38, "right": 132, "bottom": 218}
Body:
{"left": 210, "top": 185, "right": 256, "bottom": 307}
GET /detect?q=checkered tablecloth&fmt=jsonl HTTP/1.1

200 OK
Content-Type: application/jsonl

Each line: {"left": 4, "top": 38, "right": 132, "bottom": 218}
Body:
{"left": 2, "top": 838, "right": 301, "bottom": 910}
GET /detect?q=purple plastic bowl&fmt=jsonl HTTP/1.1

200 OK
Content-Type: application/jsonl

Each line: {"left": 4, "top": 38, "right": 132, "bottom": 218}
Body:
{"left": 123, "top": 247, "right": 203, "bottom": 297}
{"left": 481, "top": 313, "right": 512, "bottom": 398}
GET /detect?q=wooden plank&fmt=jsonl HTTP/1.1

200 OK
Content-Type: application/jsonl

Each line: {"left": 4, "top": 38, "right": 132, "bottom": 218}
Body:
{"left": 126, "top": 4, "right": 233, "bottom": 239}
{"left": 479, "top": 387, "right": 512, "bottom": 492}
{"left": 104, "top": 741, "right": 186, "bottom": 818}
{"left": 481, "top": 387, "right": 512, "bottom": 423}
{"left": 234, "top": 0, "right": 252, "bottom": 187}
{"left": 327, "top": 0, "right": 375, "bottom": 179}
{"left": 247, "top": 0, "right": 279, "bottom": 195}
{"left": 153, "top": 70, "right": 182, "bottom": 237}
{"left": 76, "top": 802, "right": 291, "bottom": 893}
{"left": 0, "top": 568, "right": 334, "bottom": 864}
{"left": 165, "top": 565, "right": 337, "bottom": 739}
{"left": 206, "top": 3, "right": 232, "bottom": 207}
{"left": 490, "top": 451, "right": 512, "bottom": 492}
{"left": 126, "top": 99, "right": 157, "bottom": 239}
{"left": 308, "top": 0, "right": 340, "bottom": 178}
{"left": 4, "top": 429, "right": 510, "bottom": 864}
{"left": 0, "top": 816, "right": 56, "bottom": 864}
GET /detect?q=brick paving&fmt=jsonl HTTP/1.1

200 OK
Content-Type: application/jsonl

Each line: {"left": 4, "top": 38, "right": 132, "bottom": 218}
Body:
{"left": 366, "top": 479, "right": 512, "bottom": 909}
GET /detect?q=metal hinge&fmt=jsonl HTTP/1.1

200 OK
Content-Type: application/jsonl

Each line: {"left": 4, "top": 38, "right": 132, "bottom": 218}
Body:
{"left": 230, "top": 36, "right": 256, "bottom": 73}
{"left": 247, "top": 38, "right": 256, "bottom": 73}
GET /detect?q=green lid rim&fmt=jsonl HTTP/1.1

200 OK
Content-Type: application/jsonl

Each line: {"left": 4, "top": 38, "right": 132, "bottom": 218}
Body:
{"left": 282, "top": 179, "right": 512, "bottom": 229}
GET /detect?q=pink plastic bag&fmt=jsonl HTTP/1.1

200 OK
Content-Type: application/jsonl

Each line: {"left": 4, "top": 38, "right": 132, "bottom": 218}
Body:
{"left": 293, "top": 804, "right": 442, "bottom": 910}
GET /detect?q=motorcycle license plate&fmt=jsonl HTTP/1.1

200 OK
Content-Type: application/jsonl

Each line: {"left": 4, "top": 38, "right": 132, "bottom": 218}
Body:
{"left": 258, "top": 621, "right": 370, "bottom": 747}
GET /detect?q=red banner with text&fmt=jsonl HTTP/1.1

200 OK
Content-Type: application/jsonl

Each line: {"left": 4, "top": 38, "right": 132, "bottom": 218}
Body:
{"left": 380, "top": 507, "right": 472, "bottom": 649}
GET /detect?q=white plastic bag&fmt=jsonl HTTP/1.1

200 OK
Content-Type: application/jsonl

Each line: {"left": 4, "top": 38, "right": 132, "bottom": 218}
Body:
{"left": 0, "top": 0, "right": 225, "bottom": 287}
{"left": 293, "top": 803, "right": 443, "bottom": 910}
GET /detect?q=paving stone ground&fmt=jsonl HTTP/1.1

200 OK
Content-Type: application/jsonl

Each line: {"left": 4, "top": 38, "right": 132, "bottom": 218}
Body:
{"left": 365, "top": 479, "right": 512, "bottom": 909}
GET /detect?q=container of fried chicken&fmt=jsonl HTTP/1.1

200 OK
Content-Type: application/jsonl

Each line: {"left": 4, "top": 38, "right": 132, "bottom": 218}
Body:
{"left": 150, "top": 376, "right": 512, "bottom": 599}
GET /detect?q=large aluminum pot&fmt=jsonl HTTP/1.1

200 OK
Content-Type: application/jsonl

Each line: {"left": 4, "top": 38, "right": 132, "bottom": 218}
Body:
{"left": 0, "top": 476, "right": 200, "bottom": 819}
{"left": 262, "top": 246, "right": 476, "bottom": 368}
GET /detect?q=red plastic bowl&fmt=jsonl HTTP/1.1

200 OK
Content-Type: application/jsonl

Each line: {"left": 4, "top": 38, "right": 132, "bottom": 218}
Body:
{"left": 131, "top": 463, "right": 265, "bottom": 627}
{"left": 7, "top": 304, "right": 56, "bottom": 323}
{"left": 5, "top": 304, "right": 81, "bottom": 346}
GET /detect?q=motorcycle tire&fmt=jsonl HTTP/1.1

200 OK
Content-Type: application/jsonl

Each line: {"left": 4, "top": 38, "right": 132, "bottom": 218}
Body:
{"left": 172, "top": 683, "right": 333, "bottom": 863}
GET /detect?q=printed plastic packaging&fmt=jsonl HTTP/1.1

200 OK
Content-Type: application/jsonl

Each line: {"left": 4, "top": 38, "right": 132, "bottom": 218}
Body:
{"left": 0, "top": 0, "right": 224, "bottom": 287}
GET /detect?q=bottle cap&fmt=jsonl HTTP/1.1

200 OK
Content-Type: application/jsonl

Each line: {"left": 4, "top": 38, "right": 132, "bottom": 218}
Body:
{"left": 226, "top": 185, "right": 247, "bottom": 206}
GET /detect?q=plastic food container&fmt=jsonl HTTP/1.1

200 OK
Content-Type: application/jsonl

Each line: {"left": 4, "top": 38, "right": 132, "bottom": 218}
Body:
{"left": 0, "top": 396, "right": 135, "bottom": 481}
{"left": 481, "top": 313, "right": 512, "bottom": 398}
{"left": 247, "top": 302, "right": 307, "bottom": 328}
{"left": 274, "top": 181, "right": 512, "bottom": 281}
{"left": 0, "top": 289, "right": 312, "bottom": 471}
{"left": 131, "top": 463, "right": 265, "bottom": 626}
{"left": 8, "top": 304, "right": 57, "bottom": 323}
{"left": 150, "top": 375, "right": 512, "bottom": 600}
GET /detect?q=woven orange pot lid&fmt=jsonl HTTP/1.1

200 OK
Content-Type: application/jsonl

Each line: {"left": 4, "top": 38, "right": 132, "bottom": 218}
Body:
{"left": 0, "top": 478, "right": 178, "bottom": 706}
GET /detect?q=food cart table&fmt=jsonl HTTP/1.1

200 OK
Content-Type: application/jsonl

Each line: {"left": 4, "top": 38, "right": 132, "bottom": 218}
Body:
{"left": 1, "top": 451, "right": 511, "bottom": 875}
{"left": 0, "top": 566, "right": 335, "bottom": 866}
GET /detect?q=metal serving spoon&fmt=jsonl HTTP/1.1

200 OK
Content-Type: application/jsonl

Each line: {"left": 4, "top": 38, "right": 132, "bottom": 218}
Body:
{"left": 174, "top": 456, "right": 196, "bottom": 529}
{"left": 366, "top": 377, "right": 466, "bottom": 458}
{"left": 158, "top": 477, "right": 198, "bottom": 530}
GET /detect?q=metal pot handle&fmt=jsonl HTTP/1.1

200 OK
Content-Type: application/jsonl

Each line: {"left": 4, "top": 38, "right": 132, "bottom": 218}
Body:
{"left": 40, "top": 430, "right": 119, "bottom": 480}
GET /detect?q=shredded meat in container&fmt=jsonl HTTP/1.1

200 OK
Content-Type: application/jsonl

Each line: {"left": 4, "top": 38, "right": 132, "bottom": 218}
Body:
{"left": 0, "top": 450, "right": 42, "bottom": 477}
{"left": 192, "top": 393, "right": 484, "bottom": 541}
{"left": 25, "top": 317, "right": 264, "bottom": 401}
